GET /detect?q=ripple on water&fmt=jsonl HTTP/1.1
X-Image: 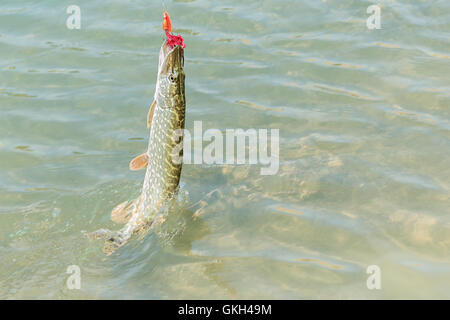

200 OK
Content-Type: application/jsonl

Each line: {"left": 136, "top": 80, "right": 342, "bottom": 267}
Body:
{"left": 1, "top": 0, "right": 450, "bottom": 299}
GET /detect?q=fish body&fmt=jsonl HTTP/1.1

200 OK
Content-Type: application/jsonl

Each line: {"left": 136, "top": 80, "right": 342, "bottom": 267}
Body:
{"left": 126, "top": 41, "right": 186, "bottom": 234}
{"left": 89, "top": 40, "right": 186, "bottom": 255}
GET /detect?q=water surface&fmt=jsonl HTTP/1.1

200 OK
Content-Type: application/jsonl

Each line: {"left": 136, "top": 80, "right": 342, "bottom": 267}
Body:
{"left": 0, "top": 0, "right": 449, "bottom": 299}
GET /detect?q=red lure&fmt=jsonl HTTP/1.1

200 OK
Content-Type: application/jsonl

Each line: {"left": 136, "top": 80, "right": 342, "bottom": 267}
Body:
{"left": 162, "top": 11, "right": 186, "bottom": 49}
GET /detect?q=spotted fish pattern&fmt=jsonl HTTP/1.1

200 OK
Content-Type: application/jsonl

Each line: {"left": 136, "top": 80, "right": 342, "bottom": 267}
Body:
{"left": 88, "top": 41, "right": 186, "bottom": 255}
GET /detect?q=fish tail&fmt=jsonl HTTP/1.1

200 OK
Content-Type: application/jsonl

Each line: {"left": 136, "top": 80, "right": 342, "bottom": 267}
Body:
{"left": 103, "top": 231, "right": 129, "bottom": 256}
{"left": 84, "top": 228, "right": 113, "bottom": 240}
{"left": 85, "top": 228, "right": 128, "bottom": 256}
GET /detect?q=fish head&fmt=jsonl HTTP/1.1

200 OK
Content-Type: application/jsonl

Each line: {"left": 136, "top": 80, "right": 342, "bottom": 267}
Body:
{"left": 157, "top": 41, "right": 185, "bottom": 102}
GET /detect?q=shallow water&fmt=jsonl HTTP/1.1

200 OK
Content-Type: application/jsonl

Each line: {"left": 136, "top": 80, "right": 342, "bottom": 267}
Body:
{"left": 1, "top": 0, "right": 449, "bottom": 299}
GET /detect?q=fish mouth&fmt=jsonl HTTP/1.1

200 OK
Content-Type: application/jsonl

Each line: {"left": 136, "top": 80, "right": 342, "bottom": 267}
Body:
{"left": 159, "top": 41, "right": 184, "bottom": 74}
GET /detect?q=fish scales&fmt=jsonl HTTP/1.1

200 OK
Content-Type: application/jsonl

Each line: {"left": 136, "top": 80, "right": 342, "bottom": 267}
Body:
{"left": 87, "top": 39, "right": 186, "bottom": 255}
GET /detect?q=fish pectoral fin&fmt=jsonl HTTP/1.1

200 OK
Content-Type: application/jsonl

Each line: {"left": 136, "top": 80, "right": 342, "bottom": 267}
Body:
{"left": 111, "top": 200, "right": 135, "bottom": 224}
{"left": 129, "top": 153, "right": 149, "bottom": 171}
{"left": 147, "top": 100, "right": 156, "bottom": 128}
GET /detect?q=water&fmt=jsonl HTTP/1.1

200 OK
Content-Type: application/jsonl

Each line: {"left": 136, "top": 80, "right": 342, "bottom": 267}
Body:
{"left": 1, "top": 0, "right": 449, "bottom": 299}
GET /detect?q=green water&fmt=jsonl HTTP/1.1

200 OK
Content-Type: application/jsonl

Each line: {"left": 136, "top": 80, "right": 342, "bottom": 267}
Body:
{"left": 1, "top": 0, "right": 449, "bottom": 299}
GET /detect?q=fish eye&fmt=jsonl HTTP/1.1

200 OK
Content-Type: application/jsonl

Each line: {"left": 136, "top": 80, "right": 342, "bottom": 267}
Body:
{"left": 169, "top": 74, "right": 176, "bottom": 83}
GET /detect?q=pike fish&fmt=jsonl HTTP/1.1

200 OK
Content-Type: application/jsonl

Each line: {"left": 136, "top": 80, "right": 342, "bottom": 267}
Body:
{"left": 88, "top": 37, "right": 186, "bottom": 255}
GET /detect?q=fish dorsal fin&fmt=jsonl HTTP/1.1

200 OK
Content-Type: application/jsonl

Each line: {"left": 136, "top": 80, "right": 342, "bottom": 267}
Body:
{"left": 147, "top": 100, "right": 156, "bottom": 128}
{"left": 129, "top": 153, "right": 149, "bottom": 171}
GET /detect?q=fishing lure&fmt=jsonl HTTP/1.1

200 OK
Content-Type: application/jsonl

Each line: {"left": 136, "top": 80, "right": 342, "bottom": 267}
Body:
{"left": 163, "top": 11, "right": 186, "bottom": 49}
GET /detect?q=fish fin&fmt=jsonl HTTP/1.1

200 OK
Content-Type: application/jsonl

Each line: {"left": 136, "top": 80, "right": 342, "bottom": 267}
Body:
{"left": 111, "top": 200, "right": 135, "bottom": 224}
{"left": 84, "top": 228, "right": 113, "bottom": 240}
{"left": 129, "top": 153, "right": 149, "bottom": 171}
{"left": 147, "top": 100, "right": 156, "bottom": 128}
{"left": 84, "top": 229, "right": 126, "bottom": 256}
{"left": 103, "top": 232, "right": 127, "bottom": 256}
{"left": 135, "top": 220, "right": 155, "bottom": 239}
